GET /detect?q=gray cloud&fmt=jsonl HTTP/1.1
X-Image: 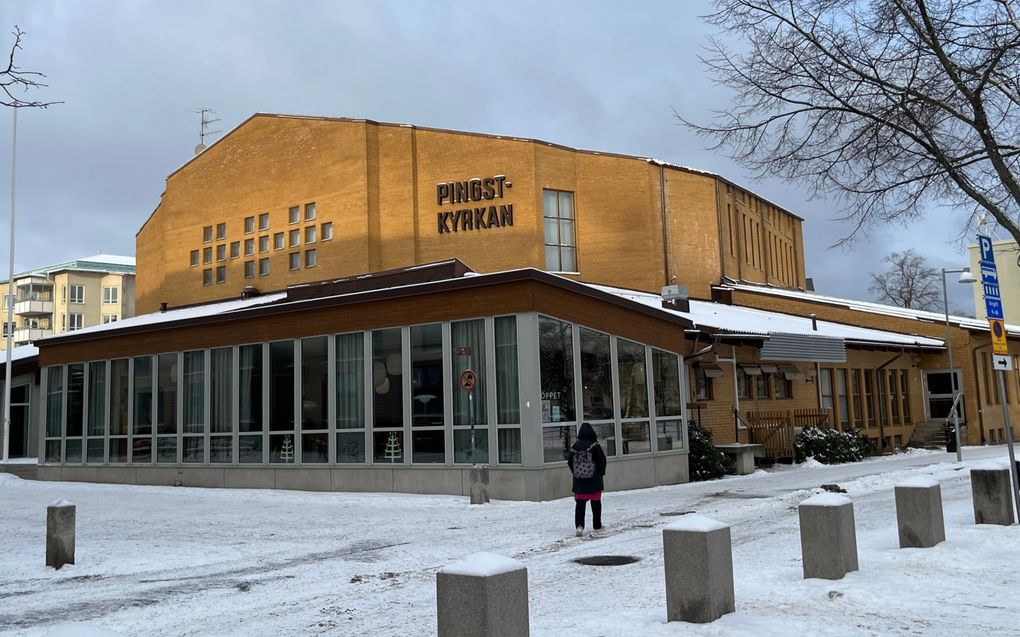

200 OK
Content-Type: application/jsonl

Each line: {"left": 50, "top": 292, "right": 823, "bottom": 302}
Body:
{"left": 0, "top": 0, "right": 979, "bottom": 314}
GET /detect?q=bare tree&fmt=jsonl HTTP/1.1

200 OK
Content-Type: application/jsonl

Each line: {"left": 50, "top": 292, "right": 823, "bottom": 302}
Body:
{"left": 2, "top": 26, "right": 58, "bottom": 108}
{"left": 869, "top": 249, "right": 941, "bottom": 310}
{"left": 685, "top": 0, "right": 1020, "bottom": 246}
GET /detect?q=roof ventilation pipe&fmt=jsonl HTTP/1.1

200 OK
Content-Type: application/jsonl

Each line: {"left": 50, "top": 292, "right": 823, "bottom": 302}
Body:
{"left": 241, "top": 286, "right": 260, "bottom": 299}
{"left": 159, "top": 302, "right": 168, "bottom": 313}
{"left": 811, "top": 314, "right": 817, "bottom": 331}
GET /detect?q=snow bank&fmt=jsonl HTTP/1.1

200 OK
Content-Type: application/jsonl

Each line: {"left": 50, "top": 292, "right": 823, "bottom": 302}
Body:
{"left": 801, "top": 457, "right": 825, "bottom": 469}
{"left": 45, "top": 623, "right": 125, "bottom": 636}
{"left": 800, "top": 493, "right": 851, "bottom": 507}
{"left": 897, "top": 477, "right": 940, "bottom": 489}
{"left": 972, "top": 459, "right": 1012, "bottom": 471}
{"left": 664, "top": 514, "right": 728, "bottom": 533}
{"left": 50, "top": 498, "right": 75, "bottom": 508}
{"left": 439, "top": 552, "right": 524, "bottom": 577}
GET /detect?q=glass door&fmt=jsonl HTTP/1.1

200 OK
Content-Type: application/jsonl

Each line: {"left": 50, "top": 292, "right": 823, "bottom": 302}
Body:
{"left": 923, "top": 370, "right": 964, "bottom": 422}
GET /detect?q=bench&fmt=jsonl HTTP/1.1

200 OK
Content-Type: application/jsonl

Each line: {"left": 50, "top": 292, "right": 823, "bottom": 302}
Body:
{"left": 715, "top": 443, "right": 765, "bottom": 475}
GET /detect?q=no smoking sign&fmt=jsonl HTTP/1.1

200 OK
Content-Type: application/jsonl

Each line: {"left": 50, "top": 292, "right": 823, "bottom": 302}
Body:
{"left": 459, "top": 369, "right": 477, "bottom": 392}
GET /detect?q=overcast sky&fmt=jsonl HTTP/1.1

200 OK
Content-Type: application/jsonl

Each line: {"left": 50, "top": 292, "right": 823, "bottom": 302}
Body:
{"left": 0, "top": 0, "right": 983, "bottom": 313}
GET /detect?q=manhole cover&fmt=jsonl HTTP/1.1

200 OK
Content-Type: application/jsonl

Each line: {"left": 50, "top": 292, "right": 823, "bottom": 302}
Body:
{"left": 573, "top": 555, "right": 641, "bottom": 566}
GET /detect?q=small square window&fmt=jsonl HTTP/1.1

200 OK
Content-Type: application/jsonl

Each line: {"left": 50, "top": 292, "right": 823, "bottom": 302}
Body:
{"left": 305, "top": 249, "right": 317, "bottom": 268}
{"left": 321, "top": 222, "right": 333, "bottom": 241}
{"left": 244, "top": 261, "right": 255, "bottom": 279}
{"left": 259, "top": 258, "right": 270, "bottom": 276}
{"left": 216, "top": 266, "right": 226, "bottom": 283}
{"left": 304, "top": 202, "right": 316, "bottom": 221}
{"left": 258, "top": 212, "right": 270, "bottom": 230}
{"left": 289, "top": 229, "right": 300, "bottom": 247}
{"left": 203, "top": 247, "right": 213, "bottom": 264}
{"left": 259, "top": 235, "right": 270, "bottom": 253}
{"left": 244, "top": 238, "right": 255, "bottom": 256}
{"left": 244, "top": 216, "right": 255, "bottom": 234}
{"left": 190, "top": 250, "right": 199, "bottom": 267}
{"left": 202, "top": 226, "right": 212, "bottom": 242}
{"left": 216, "top": 244, "right": 226, "bottom": 261}
{"left": 216, "top": 223, "right": 226, "bottom": 240}
{"left": 289, "top": 206, "right": 300, "bottom": 224}
{"left": 289, "top": 253, "right": 300, "bottom": 270}
{"left": 230, "top": 241, "right": 240, "bottom": 259}
{"left": 304, "top": 226, "right": 316, "bottom": 244}
{"left": 203, "top": 269, "right": 212, "bottom": 286}
{"left": 274, "top": 232, "right": 285, "bottom": 250}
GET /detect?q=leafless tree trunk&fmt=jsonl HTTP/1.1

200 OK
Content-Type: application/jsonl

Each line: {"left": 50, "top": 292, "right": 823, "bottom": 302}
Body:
{"left": 869, "top": 249, "right": 941, "bottom": 309}
{"left": 685, "top": 0, "right": 1020, "bottom": 246}
{"left": 2, "top": 26, "right": 58, "bottom": 108}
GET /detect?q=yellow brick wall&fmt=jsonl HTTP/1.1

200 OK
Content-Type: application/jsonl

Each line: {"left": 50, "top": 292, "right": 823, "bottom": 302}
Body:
{"left": 136, "top": 115, "right": 810, "bottom": 313}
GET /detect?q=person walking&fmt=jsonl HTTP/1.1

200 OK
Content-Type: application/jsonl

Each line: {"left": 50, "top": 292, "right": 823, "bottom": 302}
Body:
{"left": 567, "top": 422, "right": 608, "bottom": 536}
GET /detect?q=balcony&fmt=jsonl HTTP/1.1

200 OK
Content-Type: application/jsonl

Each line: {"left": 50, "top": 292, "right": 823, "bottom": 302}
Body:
{"left": 12, "top": 327, "right": 53, "bottom": 344}
{"left": 14, "top": 299, "right": 54, "bottom": 316}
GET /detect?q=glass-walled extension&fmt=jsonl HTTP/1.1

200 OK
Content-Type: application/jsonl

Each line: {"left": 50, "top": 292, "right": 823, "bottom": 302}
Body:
{"left": 41, "top": 313, "right": 686, "bottom": 469}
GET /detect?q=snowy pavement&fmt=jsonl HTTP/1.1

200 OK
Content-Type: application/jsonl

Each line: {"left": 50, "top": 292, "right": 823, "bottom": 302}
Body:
{"left": 1, "top": 446, "right": 1019, "bottom": 636}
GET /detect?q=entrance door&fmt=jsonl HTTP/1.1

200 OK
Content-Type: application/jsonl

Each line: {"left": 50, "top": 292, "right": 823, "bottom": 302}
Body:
{"left": 923, "top": 370, "right": 964, "bottom": 422}
{"left": 8, "top": 384, "right": 30, "bottom": 458}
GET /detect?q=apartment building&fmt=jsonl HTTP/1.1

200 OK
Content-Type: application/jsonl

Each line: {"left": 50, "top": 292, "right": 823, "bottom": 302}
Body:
{"left": 0, "top": 254, "right": 136, "bottom": 348}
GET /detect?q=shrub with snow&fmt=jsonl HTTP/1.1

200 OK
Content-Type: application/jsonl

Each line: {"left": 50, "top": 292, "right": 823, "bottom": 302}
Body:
{"left": 688, "top": 421, "right": 731, "bottom": 481}
{"left": 795, "top": 427, "right": 874, "bottom": 464}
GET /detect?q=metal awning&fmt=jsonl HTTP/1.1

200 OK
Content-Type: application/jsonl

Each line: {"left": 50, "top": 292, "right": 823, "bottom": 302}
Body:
{"left": 740, "top": 364, "right": 763, "bottom": 376}
{"left": 697, "top": 362, "right": 725, "bottom": 378}
{"left": 759, "top": 332, "right": 847, "bottom": 363}
{"left": 779, "top": 364, "right": 805, "bottom": 379}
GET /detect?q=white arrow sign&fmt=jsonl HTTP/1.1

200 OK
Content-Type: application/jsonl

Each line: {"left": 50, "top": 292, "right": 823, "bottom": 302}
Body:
{"left": 992, "top": 354, "right": 1013, "bottom": 371}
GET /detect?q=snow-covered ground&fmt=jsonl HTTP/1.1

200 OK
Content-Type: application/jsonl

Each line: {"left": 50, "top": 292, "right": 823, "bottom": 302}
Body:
{"left": 2, "top": 446, "right": 1019, "bottom": 636}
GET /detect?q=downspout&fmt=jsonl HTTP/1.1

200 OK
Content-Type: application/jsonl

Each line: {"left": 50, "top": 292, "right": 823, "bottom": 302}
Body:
{"left": 970, "top": 341, "right": 993, "bottom": 444}
{"left": 659, "top": 165, "right": 672, "bottom": 287}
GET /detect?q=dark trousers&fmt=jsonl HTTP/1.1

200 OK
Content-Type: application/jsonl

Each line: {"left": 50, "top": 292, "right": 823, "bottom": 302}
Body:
{"left": 574, "top": 498, "right": 602, "bottom": 530}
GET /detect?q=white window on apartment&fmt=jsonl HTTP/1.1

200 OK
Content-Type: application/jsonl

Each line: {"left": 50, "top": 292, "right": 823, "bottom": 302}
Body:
{"left": 304, "top": 226, "right": 316, "bottom": 244}
{"left": 244, "top": 261, "right": 255, "bottom": 279}
{"left": 216, "top": 266, "right": 226, "bottom": 284}
{"left": 244, "top": 238, "right": 255, "bottom": 256}
{"left": 305, "top": 249, "right": 317, "bottom": 268}
{"left": 203, "top": 269, "right": 212, "bottom": 286}
{"left": 69, "top": 284, "right": 85, "bottom": 304}
{"left": 190, "top": 250, "right": 199, "bottom": 267}
{"left": 202, "top": 226, "right": 213, "bottom": 242}
{"left": 203, "top": 247, "right": 213, "bottom": 264}
{"left": 289, "top": 229, "right": 300, "bottom": 247}
{"left": 2, "top": 322, "right": 12, "bottom": 337}
{"left": 543, "top": 189, "right": 577, "bottom": 272}
{"left": 61, "top": 314, "right": 65, "bottom": 330}
{"left": 216, "top": 244, "right": 227, "bottom": 261}
{"left": 69, "top": 313, "right": 84, "bottom": 331}
{"left": 321, "top": 222, "right": 333, "bottom": 241}
{"left": 259, "top": 212, "right": 270, "bottom": 231}
{"left": 216, "top": 223, "right": 227, "bottom": 240}
{"left": 259, "top": 235, "right": 270, "bottom": 253}
{"left": 2, "top": 294, "right": 12, "bottom": 310}
{"left": 103, "top": 314, "right": 118, "bottom": 324}
{"left": 304, "top": 202, "right": 316, "bottom": 221}
{"left": 259, "top": 258, "right": 270, "bottom": 276}
{"left": 288, "top": 206, "right": 300, "bottom": 224}
{"left": 289, "top": 253, "right": 300, "bottom": 270}
{"left": 244, "top": 216, "right": 255, "bottom": 234}
{"left": 274, "top": 232, "right": 285, "bottom": 250}
{"left": 103, "top": 286, "right": 119, "bottom": 304}
{"left": 230, "top": 241, "right": 240, "bottom": 259}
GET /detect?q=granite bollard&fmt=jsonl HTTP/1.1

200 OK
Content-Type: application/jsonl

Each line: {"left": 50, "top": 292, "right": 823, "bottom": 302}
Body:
{"left": 437, "top": 552, "right": 528, "bottom": 637}
{"left": 469, "top": 466, "right": 490, "bottom": 505}
{"left": 971, "top": 464, "right": 1015, "bottom": 525}
{"left": 46, "top": 499, "right": 76, "bottom": 570}
{"left": 663, "top": 514, "right": 735, "bottom": 623}
{"left": 895, "top": 477, "right": 945, "bottom": 548}
{"left": 798, "top": 493, "right": 858, "bottom": 580}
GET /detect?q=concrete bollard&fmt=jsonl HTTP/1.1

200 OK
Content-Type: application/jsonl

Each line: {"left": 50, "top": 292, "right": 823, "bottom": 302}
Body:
{"left": 895, "top": 477, "right": 945, "bottom": 548}
{"left": 971, "top": 464, "right": 1015, "bottom": 526}
{"left": 663, "top": 515, "right": 735, "bottom": 623}
{"left": 798, "top": 493, "right": 858, "bottom": 580}
{"left": 437, "top": 552, "right": 528, "bottom": 637}
{"left": 470, "top": 466, "right": 490, "bottom": 505}
{"left": 46, "top": 499, "right": 76, "bottom": 570}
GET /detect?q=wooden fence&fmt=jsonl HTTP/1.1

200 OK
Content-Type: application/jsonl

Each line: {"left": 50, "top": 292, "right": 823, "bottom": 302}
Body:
{"left": 743, "top": 409, "right": 833, "bottom": 459}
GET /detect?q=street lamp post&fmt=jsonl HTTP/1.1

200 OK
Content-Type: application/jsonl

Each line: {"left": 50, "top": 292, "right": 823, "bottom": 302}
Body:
{"left": 942, "top": 267, "right": 978, "bottom": 462}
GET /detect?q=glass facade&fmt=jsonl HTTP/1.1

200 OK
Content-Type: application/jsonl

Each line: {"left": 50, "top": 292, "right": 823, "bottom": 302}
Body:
{"left": 41, "top": 313, "right": 685, "bottom": 468}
